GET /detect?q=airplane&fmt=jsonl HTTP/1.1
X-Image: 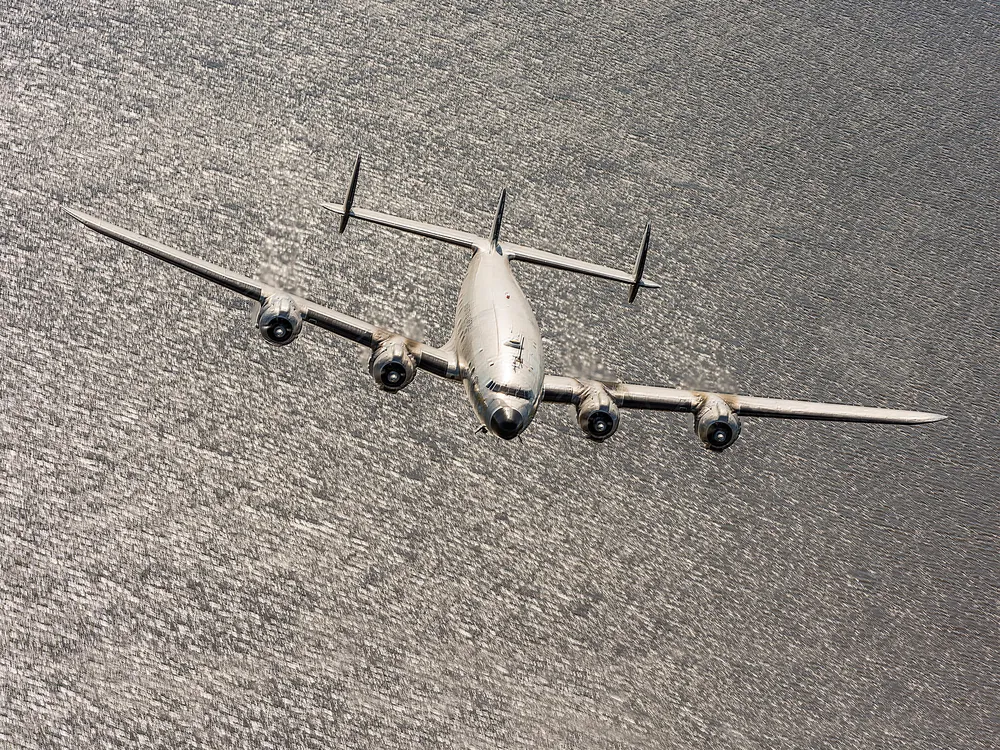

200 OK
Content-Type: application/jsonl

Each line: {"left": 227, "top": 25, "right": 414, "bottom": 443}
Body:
{"left": 62, "top": 156, "right": 945, "bottom": 450}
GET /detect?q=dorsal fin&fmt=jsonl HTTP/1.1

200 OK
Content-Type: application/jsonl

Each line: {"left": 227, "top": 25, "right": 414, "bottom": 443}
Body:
{"left": 489, "top": 188, "right": 506, "bottom": 252}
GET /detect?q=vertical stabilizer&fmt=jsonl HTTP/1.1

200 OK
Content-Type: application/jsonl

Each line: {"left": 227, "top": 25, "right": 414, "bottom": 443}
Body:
{"left": 489, "top": 188, "right": 507, "bottom": 252}
{"left": 338, "top": 154, "right": 362, "bottom": 234}
{"left": 628, "top": 222, "right": 652, "bottom": 303}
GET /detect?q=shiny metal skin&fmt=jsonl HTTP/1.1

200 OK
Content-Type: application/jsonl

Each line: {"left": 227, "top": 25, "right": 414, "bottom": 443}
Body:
{"left": 62, "top": 158, "right": 947, "bottom": 450}
{"left": 453, "top": 242, "right": 542, "bottom": 439}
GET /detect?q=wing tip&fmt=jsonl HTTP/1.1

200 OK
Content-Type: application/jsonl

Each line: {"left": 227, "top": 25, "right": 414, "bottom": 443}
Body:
{"left": 61, "top": 204, "right": 86, "bottom": 222}
{"left": 877, "top": 409, "right": 947, "bottom": 425}
{"left": 62, "top": 205, "right": 105, "bottom": 233}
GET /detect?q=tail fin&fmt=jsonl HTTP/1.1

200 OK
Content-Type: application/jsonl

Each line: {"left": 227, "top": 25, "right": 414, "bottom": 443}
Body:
{"left": 338, "top": 153, "right": 362, "bottom": 234}
{"left": 628, "top": 222, "right": 652, "bottom": 303}
{"left": 489, "top": 188, "right": 506, "bottom": 251}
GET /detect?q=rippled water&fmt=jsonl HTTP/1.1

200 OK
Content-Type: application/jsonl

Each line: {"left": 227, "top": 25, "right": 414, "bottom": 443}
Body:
{"left": 2, "top": 1, "right": 997, "bottom": 747}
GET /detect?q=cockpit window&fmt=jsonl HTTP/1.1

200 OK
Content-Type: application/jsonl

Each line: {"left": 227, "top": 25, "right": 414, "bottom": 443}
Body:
{"left": 485, "top": 380, "right": 534, "bottom": 401}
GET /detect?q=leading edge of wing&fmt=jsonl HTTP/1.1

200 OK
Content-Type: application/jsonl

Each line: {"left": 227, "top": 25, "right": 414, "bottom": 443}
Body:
{"left": 302, "top": 301, "right": 458, "bottom": 378}
{"left": 542, "top": 376, "right": 946, "bottom": 425}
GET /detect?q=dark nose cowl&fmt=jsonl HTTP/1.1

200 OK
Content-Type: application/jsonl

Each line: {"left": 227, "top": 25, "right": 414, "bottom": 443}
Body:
{"left": 490, "top": 407, "right": 523, "bottom": 440}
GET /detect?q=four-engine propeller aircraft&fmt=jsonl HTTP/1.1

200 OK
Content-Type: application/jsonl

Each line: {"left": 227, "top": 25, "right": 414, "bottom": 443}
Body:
{"left": 63, "top": 156, "right": 945, "bottom": 450}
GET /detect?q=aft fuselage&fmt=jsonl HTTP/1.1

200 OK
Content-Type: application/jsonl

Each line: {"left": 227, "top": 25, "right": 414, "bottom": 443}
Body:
{"left": 452, "top": 245, "right": 543, "bottom": 439}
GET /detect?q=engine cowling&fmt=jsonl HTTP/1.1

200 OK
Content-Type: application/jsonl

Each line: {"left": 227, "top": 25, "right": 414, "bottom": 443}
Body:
{"left": 256, "top": 294, "right": 303, "bottom": 346}
{"left": 694, "top": 394, "right": 742, "bottom": 451}
{"left": 576, "top": 383, "right": 620, "bottom": 441}
{"left": 369, "top": 337, "right": 417, "bottom": 391}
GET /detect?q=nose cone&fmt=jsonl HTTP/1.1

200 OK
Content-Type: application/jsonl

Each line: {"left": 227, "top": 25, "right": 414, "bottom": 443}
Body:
{"left": 489, "top": 407, "right": 523, "bottom": 440}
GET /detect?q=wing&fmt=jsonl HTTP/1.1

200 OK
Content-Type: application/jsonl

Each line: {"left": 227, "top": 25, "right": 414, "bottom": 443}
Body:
{"left": 63, "top": 206, "right": 460, "bottom": 379}
{"left": 542, "top": 375, "right": 945, "bottom": 423}
{"left": 543, "top": 374, "right": 945, "bottom": 447}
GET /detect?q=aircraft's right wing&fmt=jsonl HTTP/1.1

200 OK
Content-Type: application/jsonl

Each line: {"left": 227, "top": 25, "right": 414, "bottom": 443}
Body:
{"left": 542, "top": 375, "right": 945, "bottom": 449}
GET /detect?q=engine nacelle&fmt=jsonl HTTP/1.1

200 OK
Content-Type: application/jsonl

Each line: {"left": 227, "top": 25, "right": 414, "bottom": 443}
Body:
{"left": 369, "top": 336, "right": 417, "bottom": 391}
{"left": 576, "top": 383, "right": 620, "bottom": 441}
{"left": 694, "top": 394, "right": 742, "bottom": 451}
{"left": 256, "top": 294, "right": 303, "bottom": 346}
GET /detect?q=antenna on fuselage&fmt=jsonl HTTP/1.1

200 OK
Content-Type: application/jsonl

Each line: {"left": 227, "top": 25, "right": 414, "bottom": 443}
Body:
{"left": 489, "top": 188, "right": 506, "bottom": 252}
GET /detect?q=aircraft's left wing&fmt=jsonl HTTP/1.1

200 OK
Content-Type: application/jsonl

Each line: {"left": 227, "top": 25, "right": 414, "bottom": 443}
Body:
{"left": 542, "top": 375, "right": 945, "bottom": 449}
{"left": 63, "top": 207, "right": 460, "bottom": 380}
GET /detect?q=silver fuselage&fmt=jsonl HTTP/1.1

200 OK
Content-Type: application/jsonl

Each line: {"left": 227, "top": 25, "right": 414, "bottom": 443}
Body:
{"left": 452, "top": 246, "right": 542, "bottom": 439}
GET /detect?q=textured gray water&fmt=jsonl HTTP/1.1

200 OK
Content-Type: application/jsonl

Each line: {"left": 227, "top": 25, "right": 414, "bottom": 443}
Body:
{"left": 2, "top": 1, "right": 998, "bottom": 747}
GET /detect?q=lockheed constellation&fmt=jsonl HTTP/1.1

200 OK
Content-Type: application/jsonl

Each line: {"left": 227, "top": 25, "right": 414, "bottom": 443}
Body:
{"left": 64, "top": 156, "right": 945, "bottom": 449}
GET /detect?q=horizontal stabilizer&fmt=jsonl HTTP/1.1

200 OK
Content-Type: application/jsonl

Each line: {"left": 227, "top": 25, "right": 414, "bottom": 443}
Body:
{"left": 503, "top": 242, "right": 661, "bottom": 290}
{"left": 320, "top": 203, "right": 482, "bottom": 249}
{"left": 321, "top": 159, "right": 658, "bottom": 291}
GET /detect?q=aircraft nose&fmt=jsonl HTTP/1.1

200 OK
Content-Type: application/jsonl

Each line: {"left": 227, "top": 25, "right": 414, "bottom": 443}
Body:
{"left": 490, "top": 407, "right": 523, "bottom": 440}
